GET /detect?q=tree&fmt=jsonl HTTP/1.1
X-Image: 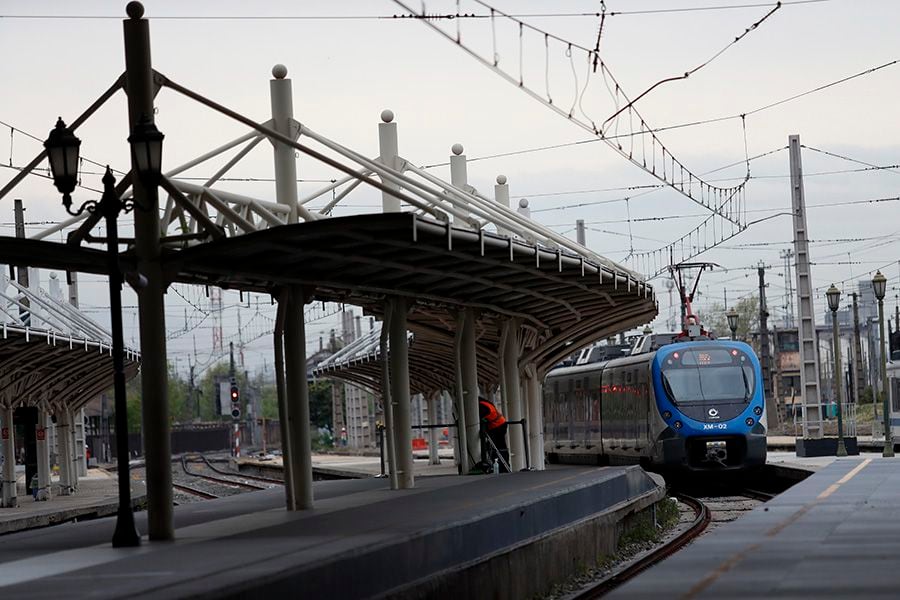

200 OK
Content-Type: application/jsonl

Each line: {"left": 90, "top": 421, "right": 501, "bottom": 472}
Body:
{"left": 309, "top": 379, "right": 333, "bottom": 429}
{"left": 117, "top": 362, "right": 191, "bottom": 432}
{"left": 703, "top": 295, "right": 759, "bottom": 340}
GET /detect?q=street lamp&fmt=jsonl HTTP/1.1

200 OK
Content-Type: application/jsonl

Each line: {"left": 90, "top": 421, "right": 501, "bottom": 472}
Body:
{"left": 127, "top": 115, "right": 164, "bottom": 184}
{"left": 826, "top": 284, "right": 848, "bottom": 457}
{"left": 873, "top": 271, "right": 894, "bottom": 457}
{"left": 43, "top": 118, "right": 81, "bottom": 210}
{"left": 45, "top": 119, "right": 141, "bottom": 547}
{"left": 726, "top": 309, "right": 739, "bottom": 341}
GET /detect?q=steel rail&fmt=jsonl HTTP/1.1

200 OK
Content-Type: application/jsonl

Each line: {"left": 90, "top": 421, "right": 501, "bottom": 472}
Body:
{"left": 180, "top": 455, "right": 266, "bottom": 491}
{"left": 172, "top": 482, "right": 219, "bottom": 500}
{"left": 572, "top": 494, "right": 711, "bottom": 599}
{"left": 196, "top": 454, "right": 284, "bottom": 485}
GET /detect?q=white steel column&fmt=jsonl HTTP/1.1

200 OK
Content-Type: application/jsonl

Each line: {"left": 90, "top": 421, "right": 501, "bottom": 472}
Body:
{"left": 273, "top": 296, "right": 295, "bottom": 508}
{"left": 449, "top": 144, "right": 470, "bottom": 223}
{"left": 284, "top": 286, "right": 312, "bottom": 509}
{"left": 525, "top": 365, "right": 545, "bottom": 470}
{"left": 502, "top": 321, "right": 525, "bottom": 471}
{"left": 271, "top": 65, "right": 312, "bottom": 507}
{"left": 56, "top": 410, "right": 74, "bottom": 495}
{"left": 1, "top": 406, "right": 16, "bottom": 507}
{"left": 427, "top": 392, "right": 440, "bottom": 465}
{"left": 460, "top": 308, "right": 481, "bottom": 468}
{"left": 389, "top": 297, "right": 414, "bottom": 489}
{"left": 789, "top": 135, "right": 824, "bottom": 440}
{"left": 445, "top": 389, "right": 462, "bottom": 472}
{"left": 379, "top": 306, "right": 398, "bottom": 489}
{"left": 378, "top": 110, "right": 402, "bottom": 213}
{"left": 494, "top": 175, "right": 509, "bottom": 237}
{"left": 270, "top": 64, "right": 300, "bottom": 223}
{"left": 36, "top": 410, "right": 51, "bottom": 501}
{"left": 75, "top": 408, "right": 87, "bottom": 477}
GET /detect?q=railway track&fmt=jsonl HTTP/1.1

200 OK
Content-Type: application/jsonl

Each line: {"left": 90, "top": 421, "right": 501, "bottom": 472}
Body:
{"left": 172, "top": 482, "right": 219, "bottom": 500}
{"left": 193, "top": 455, "right": 284, "bottom": 485}
{"left": 180, "top": 456, "right": 268, "bottom": 492}
{"left": 568, "top": 487, "right": 773, "bottom": 599}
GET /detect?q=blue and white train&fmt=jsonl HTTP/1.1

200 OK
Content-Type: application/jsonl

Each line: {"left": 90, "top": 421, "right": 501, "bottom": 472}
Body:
{"left": 543, "top": 336, "right": 767, "bottom": 471}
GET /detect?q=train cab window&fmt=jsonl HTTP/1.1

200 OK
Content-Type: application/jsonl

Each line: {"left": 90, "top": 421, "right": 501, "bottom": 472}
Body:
{"left": 661, "top": 346, "right": 755, "bottom": 405}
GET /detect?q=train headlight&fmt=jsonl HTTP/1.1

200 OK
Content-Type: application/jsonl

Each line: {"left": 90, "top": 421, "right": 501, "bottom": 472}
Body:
{"left": 745, "top": 417, "right": 755, "bottom": 426}
{"left": 673, "top": 420, "right": 683, "bottom": 429}
{"left": 662, "top": 411, "right": 672, "bottom": 420}
{"left": 753, "top": 406, "right": 763, "bottom": 416}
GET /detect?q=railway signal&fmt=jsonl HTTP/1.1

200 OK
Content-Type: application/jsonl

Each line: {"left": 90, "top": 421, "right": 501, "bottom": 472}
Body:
{"left": 230, "top": 379, "right": 241, "bottom": 419}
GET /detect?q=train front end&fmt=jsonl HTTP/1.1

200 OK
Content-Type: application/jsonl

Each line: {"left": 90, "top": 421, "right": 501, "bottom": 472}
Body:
{"left": 651, "top": 341, "right": 766, "bottom": 470}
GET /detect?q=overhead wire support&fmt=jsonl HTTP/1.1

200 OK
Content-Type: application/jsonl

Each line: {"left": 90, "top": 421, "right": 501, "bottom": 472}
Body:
{"left": 391, "top": 0, "right": 779, "bottom": 235}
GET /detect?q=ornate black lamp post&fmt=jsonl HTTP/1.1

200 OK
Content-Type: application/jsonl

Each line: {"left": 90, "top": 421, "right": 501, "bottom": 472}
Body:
{"left": 873, "top": 271, "right": 894, "bottom": 457}
{"left": 826, "top": 284, "right": 848, "bottom": 457}
{"left": 44, "top": 116, "right": 162, "bottom": 547}
{"left": 726, "top": 309, "right": 739, "bottom": 341}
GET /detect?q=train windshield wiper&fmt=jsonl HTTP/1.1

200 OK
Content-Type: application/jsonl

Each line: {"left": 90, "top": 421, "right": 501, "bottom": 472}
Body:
{"left": 741, "top": 367, "right": 751, "bottom": 402}
{"left": 661, "top": 372, "right": 677, "bottom": 403}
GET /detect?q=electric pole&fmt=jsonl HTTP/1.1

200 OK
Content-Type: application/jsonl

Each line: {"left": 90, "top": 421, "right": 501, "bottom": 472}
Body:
{"left": 852, "top": 292, "right": 865, "bottom": 409}
{"left": 758, "top": 264, "right": 775, "bottom": 425}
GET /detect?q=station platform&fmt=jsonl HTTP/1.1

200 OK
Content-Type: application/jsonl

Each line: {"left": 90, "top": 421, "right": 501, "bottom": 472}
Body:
{"left": 0, "top": 468, "right": 146, "bottom": 535}
{"left": 0, "top": 465, "right": 663, "bottom": 599}
{"left": 611, "top": 455, "right": 900, "bottom": 599}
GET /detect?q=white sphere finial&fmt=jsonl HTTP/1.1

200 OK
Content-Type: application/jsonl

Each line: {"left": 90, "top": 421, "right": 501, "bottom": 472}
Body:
{"left": 496, "top": 174, "right": 507, "bottom": 185}
{"left": 381, "top": 109, "right": 394, "bottom": 123}
{"left": 518, "top": 198, "right": 529, "bottom": 208}
{"left": 451, "top": 143, "right": 464, "bottom": 156}
{"left": 272, "top": 64, "right": 288, "bottom": 79}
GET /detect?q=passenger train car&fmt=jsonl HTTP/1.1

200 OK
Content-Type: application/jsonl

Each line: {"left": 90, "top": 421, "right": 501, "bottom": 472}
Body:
{"left": 544, "top": 337, "right": 766, "bottom": 471}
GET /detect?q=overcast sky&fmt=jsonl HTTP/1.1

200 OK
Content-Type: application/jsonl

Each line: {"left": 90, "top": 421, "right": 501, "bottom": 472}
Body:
{"left": 1, "top": 0, "right": 898, "bottom": 375}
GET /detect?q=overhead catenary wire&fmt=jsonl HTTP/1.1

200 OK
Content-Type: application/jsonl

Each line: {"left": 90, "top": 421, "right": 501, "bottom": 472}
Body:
{"left": 0, "top": 1, "right": 833, "bottom": 21}
{"left": 418, "top": 58, "right": 899, "bottom": 170}
{"left": 394, "top": 0, "right": 757, "bottom": 241}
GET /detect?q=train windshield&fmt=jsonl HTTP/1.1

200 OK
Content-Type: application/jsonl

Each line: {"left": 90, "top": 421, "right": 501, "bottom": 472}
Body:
{"left": 660, "top": 347, "right": 755, "bottom": 405}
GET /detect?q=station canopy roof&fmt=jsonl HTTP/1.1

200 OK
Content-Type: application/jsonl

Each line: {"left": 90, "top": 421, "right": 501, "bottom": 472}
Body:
{"left": 0, "top": 271, "right": 139, "bottom": 414}
{"left": 164, "top": 213, "right": 658, "bottom": 393}
{"left": 0, "top": 212, "right": 656, "bottom": 396}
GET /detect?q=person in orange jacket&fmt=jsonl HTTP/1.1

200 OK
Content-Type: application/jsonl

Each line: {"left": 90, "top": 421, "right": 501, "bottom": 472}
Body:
{"left": 479, "top": 397, "right": 510, "bottom": 472}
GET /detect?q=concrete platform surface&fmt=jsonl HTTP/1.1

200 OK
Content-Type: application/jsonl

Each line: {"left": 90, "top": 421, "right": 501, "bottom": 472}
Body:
{"left": 0, "top": 465, "right": 662, "bottom": 599}
{"left": 1, "top": 469, "right": 146, "bottom": 535}
{"left": 611, "top": 456, "right": 900, "bottom": 599}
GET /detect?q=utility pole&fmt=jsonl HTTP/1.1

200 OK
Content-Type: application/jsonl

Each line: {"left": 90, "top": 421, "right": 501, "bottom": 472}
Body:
{"left": 773, "top": 325, "right": 785, "bottom": 421}
{"left": 575, "top": 219, "right": 586, "bottom": 246}
{"left": 13, "top": 199, "right": 30, "bottom": 326}
{"left": 852, "top": 293, "right": 865, "bottom": 409}
{"left": 789, "top": 135, "right": 825, "bottom": 450}
{"left": 188, "top": 361, "right": 196, "bottom": 421}
{"left": 229, "top": 341, "right": 238, "bottom": 457}
{"left": 781, "top": 249, "right": 794, "bottom": 328}
{"left": 758, "top": 265, "right": 775, "bottom": 425}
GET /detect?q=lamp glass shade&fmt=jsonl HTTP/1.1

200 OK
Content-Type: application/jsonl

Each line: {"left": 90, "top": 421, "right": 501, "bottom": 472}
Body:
{"left": 872, "top": 271, "right": 887, "bottom": 301}
{"left": 726, "top": 310, "right": 739, "bottom": 332}
{"left": 826, "top": 284, "right": 841, "bottom": 312}
{"left": 43, "top": 118, "right": 81, "bottom": 196}
{"left": 128, "top": 117, "right": 164, "bottom": 179}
